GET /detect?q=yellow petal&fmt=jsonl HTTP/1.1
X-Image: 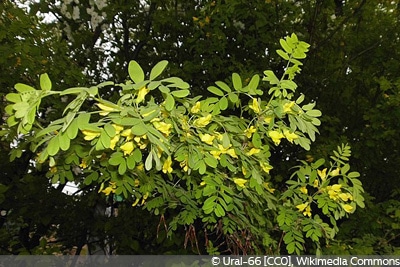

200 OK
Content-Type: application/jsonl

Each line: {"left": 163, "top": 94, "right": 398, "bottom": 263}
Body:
{"left": 233, "top": 178, "right": 248, "bottom": 188}
{"left": 193, "top": 114, "right": 212, "bottom": 128}
{"left": 81, "top": 130, "right": 101, "bottom": 141}
{"left": 136, "top": 86, "right": 150, "bottom": 103}
{"left": 330, "top": 167, "right": 340, "bottom": 177}
{"left": 191, "top": 101, "right": 201, "bottom": 113}
{"left": 283, "top": 101, "right": 295, "bottom": 113}
{"left": 300, "top": 186, "right": 308, "bottom": 194}
{"left": 199, "top": 133, "right": 215, "bottom": 145}
{"left": 246, "top": 148, "right": 260, "bottom": 156}
{"left": 296, "top": 202, "right": 308, "bottom": 212}
{"left": 249, "top": 98, "right": 260, "bottom": 114}
{"left": 331, "top": 184, "right": 342, "bottom": 192}
{"left": 120, "top": 141, "right": 135, "bottom": 155}
{"left": 342, "top": 204, "right": 354, "bottom": 213}
{"left": 244, "top": 126, "right": 257, "bottom": 138}
{"left": 260, "top": 162, "right": 273, "bottom": 174}
{"left": 317, "top": 168, "right": 327, "bottom": 181}
{"left": 162, "top": 156, "right": 173, "bottom": 174}
{"left": 283, "top": 129, "right": 299, "bottom": 143}
{"left": 268, "top": 130, "right": 284, "bottom": 145}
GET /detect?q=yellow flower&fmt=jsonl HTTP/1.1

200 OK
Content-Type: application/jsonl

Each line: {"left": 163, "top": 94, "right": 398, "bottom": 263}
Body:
{"left": 313, "top": 179, "right": 319, "bottom": 188}
{"left": 136, "top": 163, "right": 144, "bottom": 171}
{"left": 331, "top": 184, "right": 342, "bottom": 192}
{"left": 331, "top": 168, "right": 340, "bottom": 177}
{"left": 317, "top": 168, "right": 327, "bottom": 181}
{"left": 109, "top": 135, "right": 120, "bottom": 150}
{"left": 192, "top": 16, "right": 199, "bottom": 22}
{"left": 264, "top": 115, "right": 273, "bottom": 124}
{"left": 199, "top": 133, "right": 215, "bottom": 145}
{"left": 303, "top": 205, "right": 312, "bottom": 217}
{"left": 342, "top": 204, "right": 354, "bottom": 213}
{"left": 300, "top": 186, "right": 308, "bottom": 194}
{"left": 233, "top": 178, "right": 248, "bottom": 188}
{"left": 97, "top": 103, "right": 117, "bottom": 116}
{"left": 191, "top": 101, "right": 201, "bottom": 113}
{"left": 121, "top": 128, "right": 134, "bottom": 141}
{"left": 268, "top": 130, "right": 285, "bottom": 145}
{"left": 50, "top": 166, "right": 57, "bottom": 173}
{"left": 263, "top": 182, "right": 275, "bottom": 193}
{"left": 260, "top": 162, "right": 273, "bottom": 174}
{"left": 283, "top": 129, "right": 299, "bottom": 143}
{"left": 136, "top": 86, "right": 150, "bottom": 103}
{"left": 153, "top": 121, "right": 173, "bottom": 136}
{"left": 210, "top": 150, "right": 222, "bottom": 160}
{"left": 132, "top": 198, "right": 140, "bottom": 207}
{"left": 112, "top": 124, "right": 124, "bottom": 134}
{"left": 81, "top": 130, "right": 101, "bottom": 141}
{"left": 134, "top": 179, "right": 140, "bottom": 187}
{"left": 244, "top": 126, "right": 257, "bottom": 138}
{"left": 241, "top": 166, "right": 247, "bottom": 176}
{"left": 226, "top": 148, "right": 238, "bottom": 158}
{"left": 339, "top": 193, "right": 353, "bottom": 202}
{"left": 246, "top": 148, "right": 261, "bottom": 156}
{"left": 141, "top": 192, "right": 149, "bottom": 205}
{"left": 249, "top": 98, "right": 260, "bottom": 114}
{"left": 283, "top": 101, "right": 295, "bottom": 113}
{"left": 193, "top": 114, "right": 212, "bottom": 127}
{"left": 79, "top": 159, "right": 88, "bottom": 169}
{"left": 200, "top": 181, "right": 206, "bottom": 186}
{"left": 296, "top": 202, "right": 308, "bottom": 212}
{"left": 101, "top": 182, "right": 116, "bottom": 196}
{"left": 179, "top": 159, "right": 188, "bottom": 172}
{"left": 120, "top": 141, "right": 135, "bottom": 155}
{"left": 162, "top": 156, "right": 173, "bottom": 174}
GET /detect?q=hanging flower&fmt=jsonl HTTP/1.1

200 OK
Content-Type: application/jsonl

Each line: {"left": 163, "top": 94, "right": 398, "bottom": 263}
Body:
{"left": 120, "top": 141, "right": 135, "bottom": 155}
{"left": 249, "top": 98, "right": 260, "bottom": 114}
{"left": 283, "top": 129, "right": 299, "bottom": 143}
{"left": 199, "top": 133, "right": 215, "bottom": 145}
{"left": 162, "top": 156, "right": 173, "bottom": 174}
{"left": 81, "top": 129, "right": 101, "bottom": 141}
{"left": 283, "top": 101, "right": 295, "bottom": 113}
{"left": 233, "top": 178, "right": 248, "bottom": 188}
{"left": 268, "top": 130, "right": 285, "bottom": 145}
{"left": 153, "top": 121, "right": 173, "bottom": 136}
{"left": 260, "top": 162, "right": 273, "bottom": 174}
{"left": 193, "top": 114, "right": 212, "bottom": 127}
{"left": 136, "top": 86, "right": 150, "bottom": 103}
{"left": 97, "top": 103, "right": 117, "bottom": 116}
{"left": 317, "top": 168, "right": 327, "bottom": 181}
{"left": 246, "top": 148, "right": 261, "bottom": 156}
{"left": 191, "top": 101, "right": 201, "bottom": 113}
{"left": 244, "top": 126, "right": 257, "bottom": 138}
{"left": 342, "top": 204, "right": 354, "bottom": 213}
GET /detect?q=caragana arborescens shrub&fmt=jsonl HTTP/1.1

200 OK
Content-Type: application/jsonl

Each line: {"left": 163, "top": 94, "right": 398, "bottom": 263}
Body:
{"left": 3, "top": 34, "right": 364, "bottom": 255}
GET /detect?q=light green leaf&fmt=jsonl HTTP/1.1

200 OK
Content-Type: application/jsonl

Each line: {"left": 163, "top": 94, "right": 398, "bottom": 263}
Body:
{"left": 40, "top": 73, "right": 52, "bottom": 91}
{"left": 171, "top": 90, "right": 190, "bottom": 98}
{"left": 150, "top": 60, "right": 168, "bottom": 80}
{"left": 207, "top": 86, "right": 224, "bottom": 96}
{"left": 128, "top": 60, "right": 145, "bottom": 83}
{"left": 165, "top": 94, "right": 175, "bottom": 111}
{"left": 131, "top": 122, "right": 148, "bottom": 136}
{"left": 15, "top": 83, "right": 36, "bottom": 93}
{"left": 58, "top": 133, "right": 70, "bottom": 151}
{"left": 215, "top": 81, "right": 231, "bottom": 93}
{"left": 118, "top": 160, "right": 127, "bottom": 175}
{"left": 6, "top": 93, "right": 21, "bottom": 103}
{"left": 104, "top": 123, "right": 116, "bottom": 137}
{"left": 228, "top": 93, "right": 239, "bottom": 103}
{"left": 232, "top": 73, "right": 242, "bottom": 91}
{"left": 145, "top": 153, "right": 153, "bottom": 171}
{"left": 276, "top": 49, "right": 290, "bottom": 60}
{"left": 219, "top": 96, "right": 228, "bottom": 110}
{"left": 47, "top": 136, "right": 60, "bottom": 156}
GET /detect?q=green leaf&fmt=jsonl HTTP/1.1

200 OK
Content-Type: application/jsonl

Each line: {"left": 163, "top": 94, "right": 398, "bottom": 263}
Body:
{"left": 228, "top": 93, "right": 239, "bottom": 103}
{"left": 248, "top": 74, "right": 260, "bottom": 92}
{"left": 118, "top": 159, "right": 127, "bottom": 175}
{"left": 131, "top": 122, "right": 148, "bottom": 136}
{"left": 219, "top": 96, "right": 228, "bottom": 110}
{"left": 306, "top": 109, "right": 322, "bottom": 117}
{"left": 171, "top": 90, "right": 190, "bottom": 98}
{"left": 276, "top": 49, "right": 290, "bottom": 60}
{"left": 109, "top": 153, "right": 124, "bottom": 166}
{"left": 104, "top": 123, "right": 116, "bottom": 137}
{"left": 47, "top": 136, "right": 60, "bottom": 156}
{"left": 40, "top": 73, "right": 52, "bottom": 91}
{"left": 5, "top": 93, "right": 21, "bottom": 103}
{"left": 128, "top": 60, "right": 145, "bottom": 83}
{"left": 207, "top": 86, "right": 224, "bottom": 96}
{"left": 150, "top": 60, "right": 168, "bottom": 80}
{"left": 252, "top": 132, "right": 262, "bottom": 148}
{"left": 145, "top": 152, "right": 153, "bottom": 171}
{"left": 14, "top": 83, "right": 36, "bottom": 93}
{"left": 165, "top": 94, "right": 175, "bottom": 111}
{"left": 132, "top": 149, "right": 142, "bottom": 162}
{"left": 126, "top": 155, "right": 136, "bottom": 169}
{"left": 215, "top": 81, "right": 231, "bottom": 93}
{"left": 58, "top": 133, "right": 70, "bottom": 151}
{"left": 232, "top": 73, "right": 242, "bottom": 91}
{"left": 280, "top": 39, "right": 293, "bottom": 53}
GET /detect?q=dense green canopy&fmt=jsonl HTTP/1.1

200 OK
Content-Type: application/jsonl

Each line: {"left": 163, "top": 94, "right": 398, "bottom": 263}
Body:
{"left": 0, "top": 0, "right": 399, "bottom": 255}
